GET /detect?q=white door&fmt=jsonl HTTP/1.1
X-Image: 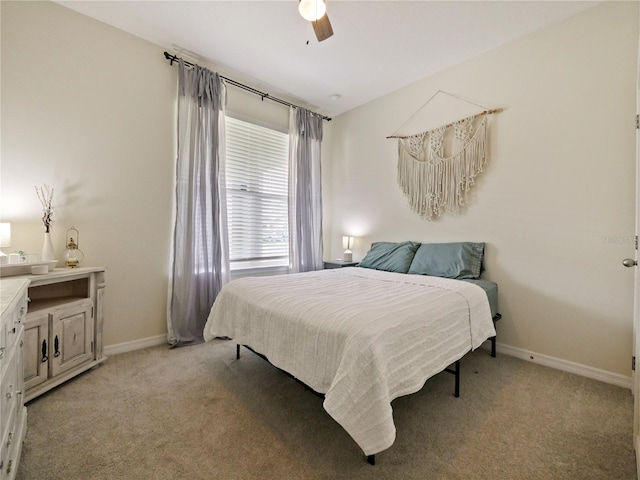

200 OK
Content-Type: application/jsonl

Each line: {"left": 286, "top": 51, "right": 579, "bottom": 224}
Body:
{"left": 633, "top": 27, "right": 640, "bottom": 478}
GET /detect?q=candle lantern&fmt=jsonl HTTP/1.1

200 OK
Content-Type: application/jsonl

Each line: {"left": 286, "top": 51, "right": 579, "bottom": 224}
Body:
{"left": 64, "top": 226, "right": 84, "bottom": 268}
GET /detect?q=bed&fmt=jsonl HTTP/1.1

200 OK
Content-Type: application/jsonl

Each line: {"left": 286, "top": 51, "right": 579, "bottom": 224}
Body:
{"left": 203, "top": 241, "right": 498, "bottom": 463}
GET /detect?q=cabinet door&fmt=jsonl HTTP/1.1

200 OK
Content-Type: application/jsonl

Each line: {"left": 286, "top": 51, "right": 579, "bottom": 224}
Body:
{"left": 23, "top": 313, "right": 49, "bottom": 392}
{"left": 50, "top": 303, "right": 94, "bottom": 378}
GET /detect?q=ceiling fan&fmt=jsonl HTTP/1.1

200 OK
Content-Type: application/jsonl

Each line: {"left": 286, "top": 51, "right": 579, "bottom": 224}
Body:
{"left": 298, "top": 0, "right": 334, "bottom": 42}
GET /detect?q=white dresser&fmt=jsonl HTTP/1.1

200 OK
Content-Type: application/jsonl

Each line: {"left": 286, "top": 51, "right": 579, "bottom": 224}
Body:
{"left": 0, "top": 278, "right": 28, "bottom": 480}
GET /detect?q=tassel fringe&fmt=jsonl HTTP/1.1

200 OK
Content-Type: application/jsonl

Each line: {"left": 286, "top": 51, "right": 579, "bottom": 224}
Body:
{"left": 397, "top": 114, "right": 488, "bottom": 220}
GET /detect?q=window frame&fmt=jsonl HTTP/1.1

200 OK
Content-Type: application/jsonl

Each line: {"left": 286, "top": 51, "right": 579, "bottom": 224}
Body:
{"left": 225, "top": 113, "right": 290, "bottom": 277}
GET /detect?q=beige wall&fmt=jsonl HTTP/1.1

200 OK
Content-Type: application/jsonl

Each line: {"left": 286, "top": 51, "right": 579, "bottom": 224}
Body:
{"left": 325, "top": 1, "right": 639, "bottom": 376}
{"left": 0, "top": 1, "right": 291, "bottom": 347}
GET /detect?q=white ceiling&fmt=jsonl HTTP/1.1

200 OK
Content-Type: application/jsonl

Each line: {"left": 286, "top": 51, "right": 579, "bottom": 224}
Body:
{"left": 56, "top": 1, "right": 600, "bottom": 118}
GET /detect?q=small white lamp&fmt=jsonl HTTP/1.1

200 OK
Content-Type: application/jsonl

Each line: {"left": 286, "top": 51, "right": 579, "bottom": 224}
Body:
{"left": 342, "top": 236, "right": 354, "bottom": 262}
{"left": 0, "top": 223, "right": 11, "bottom": 265}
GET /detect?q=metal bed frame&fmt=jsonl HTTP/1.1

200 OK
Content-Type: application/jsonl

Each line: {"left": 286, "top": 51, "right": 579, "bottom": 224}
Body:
{"left": 235, "top": 313, "right": 501, "bottom": 465}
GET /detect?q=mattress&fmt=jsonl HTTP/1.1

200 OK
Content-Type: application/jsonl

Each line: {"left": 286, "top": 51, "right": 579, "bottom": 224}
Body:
{"left": 462, "top": 279, "right": 498, "bottom": 317}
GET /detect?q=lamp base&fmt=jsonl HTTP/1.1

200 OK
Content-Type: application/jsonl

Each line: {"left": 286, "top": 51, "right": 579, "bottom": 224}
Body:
{"left": 343, "top": 250, "right": 352, "bottom": 262}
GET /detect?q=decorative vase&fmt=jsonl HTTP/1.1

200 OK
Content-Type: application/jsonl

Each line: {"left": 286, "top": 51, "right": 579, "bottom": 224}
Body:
{"left": 42, "top": 231, "right": 56, "bottom": 262}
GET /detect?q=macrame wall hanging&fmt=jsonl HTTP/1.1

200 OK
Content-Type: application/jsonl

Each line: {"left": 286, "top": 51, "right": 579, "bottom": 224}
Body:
{"left": 388, "top": 91, "right": 502, "bottom": 220}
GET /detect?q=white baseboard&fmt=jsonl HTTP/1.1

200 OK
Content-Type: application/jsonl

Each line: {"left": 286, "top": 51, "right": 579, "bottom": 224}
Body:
{"left": 103, "top": 334, "right": 167, "bottom": 356}
{"left": 494, "top": 342, "right": 632, "bottom": 390}
{"left": 102, "top": 334, "right": 633, "bottom": 390}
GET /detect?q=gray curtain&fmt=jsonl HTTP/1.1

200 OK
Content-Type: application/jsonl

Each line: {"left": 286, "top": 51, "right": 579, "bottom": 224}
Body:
{"left": 167, "top": 59, "right": 230, "bottom": 346}
{"left": 288, "top": 107, "right": 324, "bottom": 273}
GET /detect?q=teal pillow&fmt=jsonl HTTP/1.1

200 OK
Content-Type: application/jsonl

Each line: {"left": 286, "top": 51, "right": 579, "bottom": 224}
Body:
{"left": 358, "top": 241, "right": 421, "bottom": 273}
{"left": 408, "top": 242, "right": 485, "bottom": 279}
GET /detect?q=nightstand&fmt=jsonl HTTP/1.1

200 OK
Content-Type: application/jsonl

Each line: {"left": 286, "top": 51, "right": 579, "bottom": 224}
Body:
{"left": 323, "top": 260, "right": 359, "bottom": 269}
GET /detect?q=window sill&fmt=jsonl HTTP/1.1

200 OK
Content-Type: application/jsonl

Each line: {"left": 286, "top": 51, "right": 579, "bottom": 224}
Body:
{"left": 230, "top": 265, "right": 289, "bottom": 279}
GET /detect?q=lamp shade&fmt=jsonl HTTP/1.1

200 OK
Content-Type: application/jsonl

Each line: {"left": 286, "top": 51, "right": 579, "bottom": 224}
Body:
{"left": 0, "top": 223, "right": 11, "bottom": 248}
{"left": 298, "top": 0, "right": 326, "bottom": 21}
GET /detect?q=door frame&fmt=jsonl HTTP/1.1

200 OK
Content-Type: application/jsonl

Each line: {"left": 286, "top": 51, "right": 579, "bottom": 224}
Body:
{"left": 633, "top": 22, "right": 640, "bottom": 478}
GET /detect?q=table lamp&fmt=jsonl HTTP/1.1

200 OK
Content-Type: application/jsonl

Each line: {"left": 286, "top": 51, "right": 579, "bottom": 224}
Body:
{"left": 342, "top": 236, "right": 354, "bottom": 262}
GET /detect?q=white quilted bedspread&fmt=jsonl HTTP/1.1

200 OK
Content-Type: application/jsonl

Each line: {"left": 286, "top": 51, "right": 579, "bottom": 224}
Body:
{"left": 203, "top": 267, "right": 495, "bottom": 456}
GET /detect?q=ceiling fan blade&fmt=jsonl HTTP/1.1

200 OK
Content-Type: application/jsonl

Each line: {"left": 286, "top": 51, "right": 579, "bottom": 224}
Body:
{"left": 312, "top": 13, "right": 333, "bottom": 42}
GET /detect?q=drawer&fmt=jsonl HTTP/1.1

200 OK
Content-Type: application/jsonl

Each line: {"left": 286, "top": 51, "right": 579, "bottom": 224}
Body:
{"left": 0, "top": 400, "right": 16, "bottom": 480}
{"left": 0, "top": 408, "right": 19, "bottom": 479}
{"left": 0, "top": 313, "right": 5, "bottom": 375}
{"left": 3, "top": 309, "right": 18, "bottom": 354}
{"left": 0, "top": 292, "right": 26, "bottom": 380}
{"left": 0, "top": 346, "right": 18, "bottom": 444}
{"left": 0, "top": 424, "right": 9, "bottom": 479}
{"left": 16, "top": 297, "right": 27, "bottom": 329}
{"left": 1, "top": 403, "right": 25, "bottom": 480}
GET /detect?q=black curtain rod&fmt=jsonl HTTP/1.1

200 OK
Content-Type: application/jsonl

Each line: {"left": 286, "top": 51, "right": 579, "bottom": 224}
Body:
{"left": 163, "top": 52, "right": 331, "bottom": 122}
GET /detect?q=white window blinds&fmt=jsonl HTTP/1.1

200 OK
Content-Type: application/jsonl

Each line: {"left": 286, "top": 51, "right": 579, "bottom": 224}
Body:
{"left": 225, "top": 116, "right": 289, "bottom": 270}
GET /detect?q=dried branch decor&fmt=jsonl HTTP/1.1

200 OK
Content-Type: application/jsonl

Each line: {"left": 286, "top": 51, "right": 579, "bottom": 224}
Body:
{"left": 35, "top": 185, "right": 54, "bottom": 233}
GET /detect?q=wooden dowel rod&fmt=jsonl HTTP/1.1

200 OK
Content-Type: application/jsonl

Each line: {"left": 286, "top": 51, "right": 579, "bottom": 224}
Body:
{"left": 386, "top": 108, "right": 504, "bottom": 139}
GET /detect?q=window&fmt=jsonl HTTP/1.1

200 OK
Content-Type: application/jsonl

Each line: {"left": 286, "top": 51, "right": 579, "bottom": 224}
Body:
{"left": 225, "top": 116, "right": 289, "bottom": 271}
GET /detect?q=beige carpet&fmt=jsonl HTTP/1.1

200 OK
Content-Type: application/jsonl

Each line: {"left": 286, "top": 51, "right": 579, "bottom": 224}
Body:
{"left": 17, "top": 340, "right": 636, "bottom": 480}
